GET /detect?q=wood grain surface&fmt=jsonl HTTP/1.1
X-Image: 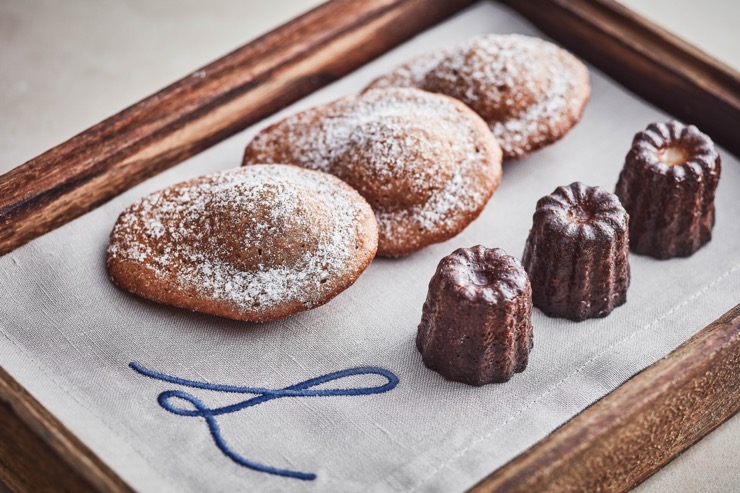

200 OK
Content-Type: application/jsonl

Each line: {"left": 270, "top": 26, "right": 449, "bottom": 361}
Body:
{"left": 0, "top": 0, "right": 475, "bottom": 256}
{"left": 501, "top": 0, "right": 740, "bottom": 157}
{"left": 470, "top": 304, "right": 740, "bottom": 493}
{"left": 0, "top": 367, "right": 132, "bottom": 493}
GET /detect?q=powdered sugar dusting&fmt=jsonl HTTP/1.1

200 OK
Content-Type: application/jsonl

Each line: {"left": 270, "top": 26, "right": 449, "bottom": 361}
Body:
{"left": 366, "top": 34, "right": 590, "bottom": 159}
{"left": 245, "top": 88, "right": 501, "bottom": 256}
{"left": 108, "top": 165, "right": 376, "bottom": 318}
{"left": 367, "top": 50, "right": 449, "bottom": 90}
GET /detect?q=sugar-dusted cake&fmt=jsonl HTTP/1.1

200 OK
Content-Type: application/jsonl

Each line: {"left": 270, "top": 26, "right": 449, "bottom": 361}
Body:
{"left": 365, "top": 34, "right": 590, "bottom": 159}
{"left": 243, "top": 88, "right": 502, "bottom": 257}
{"left": 107, "top": 165, "right": 378, "bottom": 322}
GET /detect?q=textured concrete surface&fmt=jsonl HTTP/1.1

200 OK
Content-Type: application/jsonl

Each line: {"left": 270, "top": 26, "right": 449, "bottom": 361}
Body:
{"left": 0, "top": 1, "right": 737, "bottom": 491}
{"left": 0, "top": 0, "right": 325, "bottom": 171}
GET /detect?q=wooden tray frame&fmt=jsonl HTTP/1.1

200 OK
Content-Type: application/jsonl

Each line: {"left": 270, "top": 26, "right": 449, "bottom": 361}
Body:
{"left": 0, "top": 0, "right": 738, "bottom": 491}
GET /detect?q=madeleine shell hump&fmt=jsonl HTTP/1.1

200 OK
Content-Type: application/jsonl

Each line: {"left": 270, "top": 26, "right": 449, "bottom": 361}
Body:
{"left": 106, "top": 164, "right": 378, "bottom": 322}
{"left": 243, "top": 87, "right": 502, "bottom": 257}
{"left": 365, "top": 34, "right": 590, "bottom": 159}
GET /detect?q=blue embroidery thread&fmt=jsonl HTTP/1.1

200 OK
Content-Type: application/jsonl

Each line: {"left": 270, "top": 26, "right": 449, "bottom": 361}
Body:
{"left": 129, "top": 361, "right": 399, "bottom": 481}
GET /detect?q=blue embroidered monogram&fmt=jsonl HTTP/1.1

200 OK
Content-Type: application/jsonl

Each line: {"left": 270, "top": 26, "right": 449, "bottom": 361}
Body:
{"left": 129, "top": 362, "right": 399, "bottom": 481}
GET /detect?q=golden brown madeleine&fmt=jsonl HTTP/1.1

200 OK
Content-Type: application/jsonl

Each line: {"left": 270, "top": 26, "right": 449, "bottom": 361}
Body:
{"left": 244, "top": 88, "right": 502, "bottom": 257}
{"left": 107, "top": 164, "right": 378, "bottom": 322}
{"left": 366, "top": 34, "right": 590, "bottom": 160}
{"left": 615, "top": 121, "right": 721, "bottom": 259}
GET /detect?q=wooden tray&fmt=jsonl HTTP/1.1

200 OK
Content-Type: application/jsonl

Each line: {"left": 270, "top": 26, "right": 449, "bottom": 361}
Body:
{"left": 0, "top": 0, "right": 738, "bottom": 491}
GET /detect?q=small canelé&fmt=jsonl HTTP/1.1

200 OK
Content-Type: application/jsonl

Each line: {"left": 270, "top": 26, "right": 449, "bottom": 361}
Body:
{"left": 522, "top": 182, "right": 630, "bottom": 321}
{"left": 615, "top": 121, "right": 721, "bottom": 259}
{"left": 416, "top": 246, "right": 533, "bottom": 386}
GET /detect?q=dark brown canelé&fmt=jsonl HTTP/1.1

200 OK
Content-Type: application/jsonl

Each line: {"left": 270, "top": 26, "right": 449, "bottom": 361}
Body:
{"left": 615, "top": 121, "right": 721, "bottom": 259}
{"left": 416, "top": 246, "right": 533, "bottom": 386}
{"left": 522, "top": 182, "right": 630, "bottom": 321}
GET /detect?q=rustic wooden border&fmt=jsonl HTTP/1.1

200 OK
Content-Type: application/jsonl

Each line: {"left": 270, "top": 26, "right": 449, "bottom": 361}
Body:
{"left": 0, "top": 367, "right": 133, "bottom": 493}
{"left": 1, "top": 0, "right": 738, "bottom": 491}
{"left": 471, "top": 304, "right": 740, "bottom": 492}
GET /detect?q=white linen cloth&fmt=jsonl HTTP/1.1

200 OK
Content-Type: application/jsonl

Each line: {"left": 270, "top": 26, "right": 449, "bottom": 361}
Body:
{"left": 1, "top": 3, "right": 738, "bottom": 492}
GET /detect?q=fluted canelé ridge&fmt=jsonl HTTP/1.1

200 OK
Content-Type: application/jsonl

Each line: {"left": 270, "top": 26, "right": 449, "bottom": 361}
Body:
{"left": 615, "top": 121, "right": 721, "bottom": 259}
{"left": 416, "top": 246, "right": 533, "bottom": 386}
{"left": 522, "top": 182, "right": 630, "bottom": 321}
